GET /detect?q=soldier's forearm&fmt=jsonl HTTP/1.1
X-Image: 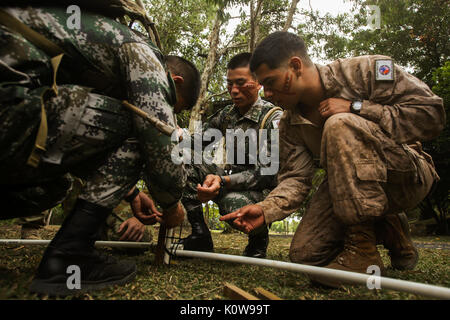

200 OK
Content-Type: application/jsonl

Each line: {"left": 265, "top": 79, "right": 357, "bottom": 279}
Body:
{"left": 359, "top": 100, "right": 445, "bottom": 144}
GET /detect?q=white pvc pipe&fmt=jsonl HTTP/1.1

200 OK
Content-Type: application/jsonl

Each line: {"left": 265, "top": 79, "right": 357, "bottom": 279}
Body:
{"left": 0, "top": 239, "right": 154, "bottom": 249}
{"left": 173, "top": 249, "right": 450, "bottom": 300}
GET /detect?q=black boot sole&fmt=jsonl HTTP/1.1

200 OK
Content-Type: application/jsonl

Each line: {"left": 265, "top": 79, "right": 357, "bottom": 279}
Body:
{"left": 29, "top": 266, "right": 137, "bottom": 297}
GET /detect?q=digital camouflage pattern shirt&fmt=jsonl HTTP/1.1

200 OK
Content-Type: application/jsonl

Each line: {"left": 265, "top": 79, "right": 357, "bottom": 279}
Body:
{"left": 203, "top": 96, "right": 282, "bottom": 191}
{"left": 0, "top": 6, "right": 184, "bottom": 210}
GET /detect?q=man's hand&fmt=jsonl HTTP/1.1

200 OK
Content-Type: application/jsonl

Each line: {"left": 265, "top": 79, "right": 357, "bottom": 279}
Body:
{"left": 177, "top": 126, "right": 184, "bottom": 142}
{"left": 162, "top": 202, "right": 186, "bottom": 228}
{"left": 118, "top": 217, "right": 146, "bottom": 242}
{"left": 197, "top": 174, "right": 222, "bottom": 203}
{"left": 131, "top": 191, "right": 163, "bottom": 225}
{"left": 220, "top": 204, "right": 265, "bottom": 234}
{"left": 319, "top": 98, "right": 351, "bottom": 118}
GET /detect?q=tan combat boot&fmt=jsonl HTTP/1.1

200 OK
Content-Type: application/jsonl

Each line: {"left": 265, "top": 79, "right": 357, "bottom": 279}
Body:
{"left": 376, "top": 212, "right": 418, "bottom": 270}
{"left": 311, "top": 222, "right": 384, "bottom": 288}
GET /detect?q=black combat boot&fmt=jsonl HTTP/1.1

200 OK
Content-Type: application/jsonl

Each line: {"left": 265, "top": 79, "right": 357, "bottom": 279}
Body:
{"left": 243, "top": 226, "right": 269, "bottom": 258}
{"left": 180, "top": 204, "right": 213, "bottom": 252}
{"left": 29, "top": 199, "right": 136, "bottom": 296}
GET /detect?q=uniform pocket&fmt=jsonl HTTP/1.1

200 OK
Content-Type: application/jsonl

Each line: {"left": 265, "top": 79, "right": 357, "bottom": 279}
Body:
{"left": 355, "top": 160, "right": 387, "bottom": 182}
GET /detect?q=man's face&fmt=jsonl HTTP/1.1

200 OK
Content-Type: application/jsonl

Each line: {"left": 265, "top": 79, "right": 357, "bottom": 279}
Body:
{"left": 226, "top": 67, "right": 261, "bottom": 109}
{"left": 254, "top": 63, "right": 300, "bottom": 110}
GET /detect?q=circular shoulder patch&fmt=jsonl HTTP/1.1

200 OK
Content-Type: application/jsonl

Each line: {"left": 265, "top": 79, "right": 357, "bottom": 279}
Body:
{"left": 375, "top": 59, "right": 394, "bottom": 81}
{"left": 379, "top": 64, "right": 391, "bottom": 76}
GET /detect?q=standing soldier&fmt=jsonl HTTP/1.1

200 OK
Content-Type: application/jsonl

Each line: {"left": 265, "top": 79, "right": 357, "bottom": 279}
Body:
{"left": 0, "top": 3, "right": 200, "bottom": 295}
{"left": 180, "top": 52, "right": 283, "bottom": 258}
{"left": 221, "top": 32, "right": 445, "bottom": 287}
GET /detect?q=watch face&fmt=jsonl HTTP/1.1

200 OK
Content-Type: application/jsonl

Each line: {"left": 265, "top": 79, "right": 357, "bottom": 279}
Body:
{"left": 353, "top": 101, "right": 362, "bottom": 111}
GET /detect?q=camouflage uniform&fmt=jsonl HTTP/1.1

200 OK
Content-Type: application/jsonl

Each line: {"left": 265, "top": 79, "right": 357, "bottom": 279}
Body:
{"left": 182, "top": 96, "right": 282, "bottom": 219}
{"left": 0, "top": 7, "right": 184, "bottom": 218}
{"left": 256, "top": 55, "right": 444, "bottom": 266}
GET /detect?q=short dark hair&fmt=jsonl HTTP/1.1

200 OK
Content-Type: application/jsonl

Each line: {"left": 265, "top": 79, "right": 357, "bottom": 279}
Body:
{"left": 227, "top": 52, "right": 252, "bottom": 70}
{"left": 165, "top": 55, "right": 201, "bottom": 109}
{"left": 250, "top": 31, "right": 312, "bottom": 72}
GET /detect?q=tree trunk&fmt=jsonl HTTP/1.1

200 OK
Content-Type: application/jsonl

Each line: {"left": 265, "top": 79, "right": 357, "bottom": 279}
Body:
{"left": 249, "top": 0, "right": 264, "bottom": 52}
{"left": 282, "top": 0, "right": 300, "bottom": 31}
{"left": 189, "top": 8, "right": 223, "bottom": 132}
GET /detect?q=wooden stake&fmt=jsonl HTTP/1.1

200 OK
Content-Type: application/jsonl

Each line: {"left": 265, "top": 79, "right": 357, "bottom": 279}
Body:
{"left": 154, "top": 225, "right": 167, "bottom": 265}
{"left": 254, "top": 287, "right": 282, "bottom": 300}
{"left": 223, "top": 282, "right": 260, "bottom": 300}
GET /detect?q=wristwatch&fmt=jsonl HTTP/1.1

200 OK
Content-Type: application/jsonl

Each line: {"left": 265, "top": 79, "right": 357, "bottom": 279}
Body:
{"left": 125, "top": 187, "right": 140, "bottom": 203}
{"left": 350, "top": 100, "right": 363, "bottom": 114}
{"left": 217, "top": 176, "right": 226, "bottom": 198}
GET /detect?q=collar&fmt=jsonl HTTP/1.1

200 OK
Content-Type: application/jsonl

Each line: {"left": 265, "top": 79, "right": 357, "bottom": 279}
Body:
{"left": 315, "top": 63, "right": 342, "bottom": 98}
{"left": 286, "top": 64, "right": 341, "bottom": 127}
{"left": 233, "top": 96, "right": 264, "bottom": 123}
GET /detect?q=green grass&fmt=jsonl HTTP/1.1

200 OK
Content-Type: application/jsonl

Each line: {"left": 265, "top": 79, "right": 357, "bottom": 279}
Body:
{"left": 0, "top": 224, "right": 449, "bottom": 300}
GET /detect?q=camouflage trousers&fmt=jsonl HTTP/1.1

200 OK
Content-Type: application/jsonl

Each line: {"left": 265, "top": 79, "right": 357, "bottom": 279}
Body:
{"left": 0, "top": 85, "right": 143, "bottom": 219}
{"left": 182, "top": 162, "right": 269, "bottom": 234}
{"left": 289, "top": 113, "right": 439, "bottom": 266}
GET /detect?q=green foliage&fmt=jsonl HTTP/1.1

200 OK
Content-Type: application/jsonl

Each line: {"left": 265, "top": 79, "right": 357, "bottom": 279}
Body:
{"left": 432, "top": 61, "right": 450, "bottom": 141}
{"left": 298, "top": 0, "right": 449, "bottom": 84}
{"left": 270, "top": 219, "right": 300, "bottom": 234}
{"left": 144, "top": 0, "right": 295, "bottom": 122}
{"left": 203, "top": 202, "right": 229, "bottom": 231}
{"left": 144, "top": 0, "right": 216, "bottom": 59}
{"left": 418, "top": 61, "right": 450, "bottom": 234}
{"left": 428, "top": 61, "right": 450, "bottom": 166}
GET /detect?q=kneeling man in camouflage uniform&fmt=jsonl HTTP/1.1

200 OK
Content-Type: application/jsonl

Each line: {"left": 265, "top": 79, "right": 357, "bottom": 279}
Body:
{"left": 180, "top": 53, "right": 282, "bottom": 258}
{"left": 222, "top": 32, "right": 444, "bottom": 287}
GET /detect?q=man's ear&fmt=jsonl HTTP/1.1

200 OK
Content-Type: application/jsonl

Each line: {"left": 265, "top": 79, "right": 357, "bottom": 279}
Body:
{"left": 289, "top": 56, "right": 303, "bottom": 77}
{"left": 171, "top": 75, "right": 184, "bottom": 85}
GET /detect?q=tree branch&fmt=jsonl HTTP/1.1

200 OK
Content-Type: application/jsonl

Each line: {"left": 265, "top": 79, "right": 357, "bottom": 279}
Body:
{"left": 283, "top": 0, "right": 300, "bottom": 31}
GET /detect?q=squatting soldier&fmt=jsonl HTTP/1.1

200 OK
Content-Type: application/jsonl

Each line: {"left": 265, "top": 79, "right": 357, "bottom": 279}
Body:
{"left": 0, "top": 4, "right": 200, "bottom": 295}
{"left": 179, "top": 53, "right": 283, "bottom": 258}
{"left": 221, "top": 32, "right": 445, "bottom": 287}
